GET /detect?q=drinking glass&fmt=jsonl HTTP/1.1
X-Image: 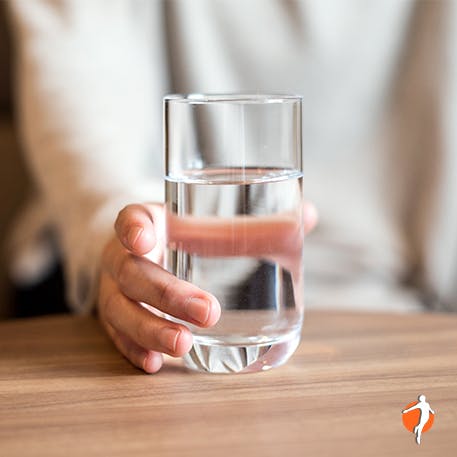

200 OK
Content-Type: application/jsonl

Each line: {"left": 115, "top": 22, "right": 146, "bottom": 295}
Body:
{"left": 164, "top": 93, "right": 304, "bottom": 373}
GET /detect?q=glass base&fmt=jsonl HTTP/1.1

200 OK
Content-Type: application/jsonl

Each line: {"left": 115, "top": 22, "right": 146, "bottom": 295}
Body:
{"left": 182, "top": 330, "right": 301, "bottom": 374}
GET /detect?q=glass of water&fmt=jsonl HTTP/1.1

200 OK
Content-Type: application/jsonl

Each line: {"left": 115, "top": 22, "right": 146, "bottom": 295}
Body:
{"left": 164, "top": 94, "right": 304, "bottom": 374}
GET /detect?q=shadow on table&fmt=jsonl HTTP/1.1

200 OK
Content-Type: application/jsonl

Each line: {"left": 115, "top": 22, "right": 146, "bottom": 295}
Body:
{"left": 0, "top": 314, "right": 198, "bottom": 379}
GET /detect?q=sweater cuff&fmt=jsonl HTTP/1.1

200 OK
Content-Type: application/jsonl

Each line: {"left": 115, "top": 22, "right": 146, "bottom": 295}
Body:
{"left": 66, "top": 180, "right": 164, "bottom": 314}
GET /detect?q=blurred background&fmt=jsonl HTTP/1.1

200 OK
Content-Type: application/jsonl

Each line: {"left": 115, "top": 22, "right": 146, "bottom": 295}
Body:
{"left": 0, "top": 0, "right": 456, "bottom": 319}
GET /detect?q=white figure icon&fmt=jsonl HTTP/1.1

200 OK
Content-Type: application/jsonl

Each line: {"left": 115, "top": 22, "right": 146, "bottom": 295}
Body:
{"left": 402, "top": 394, "right": 435, "bottom": 445}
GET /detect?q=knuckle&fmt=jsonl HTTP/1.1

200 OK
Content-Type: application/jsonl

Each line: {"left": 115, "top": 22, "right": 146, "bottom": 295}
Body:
{"left": 158, "top": 276, "right": 177, "bottom": 309}
{"left": 116, "top": 253, "right": 136, "bottom": 290}
{"left": 101, "top": 289, "right": 120, "bottom": 322}
{"left": 135, "top": 316, "right": 153, "bottom": 348}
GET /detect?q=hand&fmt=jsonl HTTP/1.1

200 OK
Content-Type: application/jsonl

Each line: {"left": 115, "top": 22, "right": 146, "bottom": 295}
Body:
{"left": 97, "top": 203, "right": 221, "bottom": 374}
{"left": 98, "top": 201, "right": 318, "bottom": 374}
{"left": 166, "top": 203, "right": 318, "bottom": 279}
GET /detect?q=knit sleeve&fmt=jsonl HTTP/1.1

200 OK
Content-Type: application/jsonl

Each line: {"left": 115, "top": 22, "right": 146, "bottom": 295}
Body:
{"left": 9, "top": 0, "right": 168, "bottom": 313}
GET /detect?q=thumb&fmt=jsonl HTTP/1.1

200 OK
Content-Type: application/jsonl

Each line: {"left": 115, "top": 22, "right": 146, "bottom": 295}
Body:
{"left": 114, "top": 203, "right": 163, "bottom": 255}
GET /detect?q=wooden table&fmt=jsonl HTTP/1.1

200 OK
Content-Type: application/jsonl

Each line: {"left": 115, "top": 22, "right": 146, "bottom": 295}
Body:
{"left": 0, "top": 311, "right": 456, "bottom": 457}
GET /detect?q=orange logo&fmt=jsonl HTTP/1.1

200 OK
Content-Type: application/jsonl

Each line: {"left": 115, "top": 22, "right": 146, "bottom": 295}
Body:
{"left": 402, "top": 394, "right": 435, "bottom": 445}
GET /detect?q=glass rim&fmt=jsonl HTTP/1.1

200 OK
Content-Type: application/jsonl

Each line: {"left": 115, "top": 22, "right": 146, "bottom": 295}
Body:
{"left": 164, "top": 93, "right": 302, "bottom": 105}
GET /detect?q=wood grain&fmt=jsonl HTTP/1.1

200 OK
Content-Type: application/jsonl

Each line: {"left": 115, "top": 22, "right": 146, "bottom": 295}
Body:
{"left": 0, "top": 311, "right": 456, "bottom": 457}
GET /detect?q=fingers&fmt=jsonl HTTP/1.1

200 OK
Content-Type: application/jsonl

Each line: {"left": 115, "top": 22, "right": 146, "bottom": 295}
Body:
{"left": 303, "top": 201, "right": 318, "bottom": 234}
{"left": 115, "top": 204, "right": 159, "bottom": 255}
{"left": 167, "top": 212, "right": 303, "bottom": 257}
{"left": 103, "top": 320, "right": 164, "bottom": 374}
{"left": 104, "top": 199, "right": 317, "bottom": 375}
{"left": 103, "top": 238, "right": 221, "bottom": 327}
{"left": 99, "top": 274, "right": 194, "bottom": 358}
{"left": 166, "top": 201, "right": 319, "bottom": 258}
{"left": 115, "top": 201, "right": 317, "bottom": 258}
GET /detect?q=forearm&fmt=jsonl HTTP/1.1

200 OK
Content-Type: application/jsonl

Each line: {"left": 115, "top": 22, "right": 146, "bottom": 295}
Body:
{"left": 9, "top": 0, "right": 165, "bottom": 311}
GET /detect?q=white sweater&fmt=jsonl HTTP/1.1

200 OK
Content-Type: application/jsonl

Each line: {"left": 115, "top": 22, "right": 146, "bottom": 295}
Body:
{"left": 8, "top": 0, "right": 457, "bottom": 313}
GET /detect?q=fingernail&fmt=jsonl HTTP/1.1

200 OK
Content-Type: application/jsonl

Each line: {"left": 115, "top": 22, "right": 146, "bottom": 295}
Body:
{"left": 161, "top": 327, "right": 181, "bottom": 352}
{"left": 185, "top": 297, "right": 210, "bottom": 325}
{"left": 127, "top": 225, "right": 144, "bottom": 248}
